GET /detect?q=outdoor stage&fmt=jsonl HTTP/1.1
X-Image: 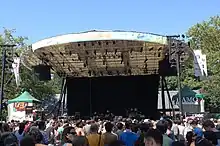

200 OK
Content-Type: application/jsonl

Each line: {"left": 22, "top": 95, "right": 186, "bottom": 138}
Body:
{"left": 22, "top": 30, "right": 190, "bottom": 118}
{"left": 67, "top": 75, "right": 160, "bottom": 118}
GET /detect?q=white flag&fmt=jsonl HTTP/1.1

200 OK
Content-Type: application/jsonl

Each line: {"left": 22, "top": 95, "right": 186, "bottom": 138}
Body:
{"left": 12, "top": 57, "right": 21, "bottom": 86}
{"left": 193, "top": 50, "right": 208, "bottom": 77}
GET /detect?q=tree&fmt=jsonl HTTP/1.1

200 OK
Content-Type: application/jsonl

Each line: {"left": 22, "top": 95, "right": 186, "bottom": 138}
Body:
{"left": 0, "top": 29, "right": 61, "bottom": 102}
{"left": 164, "top": 48, "right": 202, "bottom": 91}
{"left": 187, "top": 15, "right": 220, "bottom": 111}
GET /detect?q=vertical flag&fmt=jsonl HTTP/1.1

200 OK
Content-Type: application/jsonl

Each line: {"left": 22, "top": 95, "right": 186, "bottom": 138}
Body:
{"left": 12, "top": 57, "right": 21, "bottom": 86}
{"left": 193, "top": 50, "right": 208, "bottom": 77}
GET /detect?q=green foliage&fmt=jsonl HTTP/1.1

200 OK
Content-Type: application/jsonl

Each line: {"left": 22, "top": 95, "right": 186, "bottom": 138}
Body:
{"left": 164, "top": 57, "right": 202, "bottom": 90}
{"left": 0, "top": 29, "right": 61, "bottom": 102}
{"left": 163, "top": 16, "right": 220, "bottom": 112}
{"left": 181, "top": 58, "right": 203, "bottom": 90}
{"left": 187, "top": 15, "right": 220, "bottom": 111}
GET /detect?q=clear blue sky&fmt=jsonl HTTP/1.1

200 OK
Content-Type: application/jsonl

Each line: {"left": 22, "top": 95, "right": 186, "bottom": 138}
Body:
{"left": 0, "top": 0, "right": 219, "bottom": 44}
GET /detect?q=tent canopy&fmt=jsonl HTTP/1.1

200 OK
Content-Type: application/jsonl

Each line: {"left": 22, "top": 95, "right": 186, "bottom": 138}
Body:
{"left": 172, "top": 86, "right": 198, "bottom": 102}
{"left": 8, "top": 91, "right": 41, "bottom": 104}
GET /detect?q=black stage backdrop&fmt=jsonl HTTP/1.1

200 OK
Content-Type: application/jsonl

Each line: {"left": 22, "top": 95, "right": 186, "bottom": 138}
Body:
{"left": 67, "top": 75, "right": 159, "bottom": 119}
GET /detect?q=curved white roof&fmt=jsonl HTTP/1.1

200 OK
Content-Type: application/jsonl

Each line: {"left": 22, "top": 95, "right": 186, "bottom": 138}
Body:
{"left": 22, "top": 30, "right": 191, "bottom": 77}
{"left": 32, "top": 31, "right": 168, "bottom": 51}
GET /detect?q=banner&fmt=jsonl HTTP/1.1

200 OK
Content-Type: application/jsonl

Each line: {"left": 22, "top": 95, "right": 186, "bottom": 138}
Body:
{"left": 12, "top": 57, "right": 21, "bottom": 86}
{"left": 193, "top": 50, "right": 208, "bottom": 77}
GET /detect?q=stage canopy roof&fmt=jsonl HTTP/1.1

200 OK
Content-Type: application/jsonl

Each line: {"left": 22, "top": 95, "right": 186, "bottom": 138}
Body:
{"left": 8, "top": 91, "right": 41, "bottom": 104}
{"left": 22, "top": 30, "right": 190, "bottom": 77}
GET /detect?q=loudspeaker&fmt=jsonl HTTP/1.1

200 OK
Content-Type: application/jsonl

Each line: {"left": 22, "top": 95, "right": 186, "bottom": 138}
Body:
{"left": 159, "top": 59, "right": 177, "bottom": 76}
{"left": 33, "top": 65, "right": 51, "bottom": 81}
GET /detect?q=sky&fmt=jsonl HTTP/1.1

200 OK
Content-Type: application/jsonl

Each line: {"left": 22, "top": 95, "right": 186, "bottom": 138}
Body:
{"left": 0, "top": 0, "right": 219, "bottom": 44}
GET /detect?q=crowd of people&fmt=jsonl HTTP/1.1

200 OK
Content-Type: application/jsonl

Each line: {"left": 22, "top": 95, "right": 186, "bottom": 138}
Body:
{"left": 0, "top": 113, "right": 220, "bottom": 146}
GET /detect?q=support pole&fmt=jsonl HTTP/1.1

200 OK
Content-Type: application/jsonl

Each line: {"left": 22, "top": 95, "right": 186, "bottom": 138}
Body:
{"left": 89, "top": 78, "right": 92, "bottom": 117}
{"left": 0, "top": 47, "right": 6, "bottom": 116}
{"left": 176, "top": 52, "right": 184, "bottom": 119}
{"left": 163, "top": 77, "right": 176, "bottom": 119}
{"left": 161, "top": 76, "right": 166, "bottom": 115}
{"left": 62, "top": 87, "right": 67, "bottom": 115}
{"left": 57, "top": 78, "right": 66, "bottom": 116}
{"left": 61, "top": 83, "right": 67, "bottom": 116}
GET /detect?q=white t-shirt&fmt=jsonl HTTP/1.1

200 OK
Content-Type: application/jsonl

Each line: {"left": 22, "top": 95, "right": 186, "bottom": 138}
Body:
{"left": 178, "top": 125, "right": 185, "bottom": 136}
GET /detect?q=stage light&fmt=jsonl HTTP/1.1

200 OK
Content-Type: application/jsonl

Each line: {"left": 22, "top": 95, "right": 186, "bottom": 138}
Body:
{"left": 182, "top": 34, "right": 185, "bottom": 38}
{"left": 128, "top": 69, "right": 132, "bottom": 75}
{"left": 171, "top": 42, "right": 176, "bottom": 47}
{"left": 42, "top": 52, "right": 46, "bottom": 56}
{"left": 178, "top": 42, "right": 183, "bottom": 47}
{"left": 85, "top": 60, "right": 88, "bottom": 66}
{"left": 44, "top": 58, "right": 49, "bottom": 62}
{"left": 6, "top": 58, "right": 13, "bottom": 63}
{"left": 144, "top": 58, "right": 148, "bottom": 63}
{"left": 108, "top": 71, "right": 112, "bottom": 75}
{"left": 117, "top": 70, "right": 120, "bottom": 75}
{"left": 15, "top": 52, "right": 19, "bottom": 57}
{"left": 158, "top": 47, "right": 162, "bottom": 51}
{"left": 158, "top": 53, "right": 161, "bottom": 58}
{"left": 188, "top": 42, "right": 191, "bottom": 47}
{"left": 149, "top": 47, "right": 153, "bottom": 51}
{"left": 145, "top": 64, "right": 148, "bottom": 68}
{"left": 50, "top": 52, "right": 54, "bottom": 57}
{"left": 7, "top": 52, "right": 12, "bottom": 55}
{"left": 121, "top": 55, "right": 123, "bottom": 64}
{"left": 140, "top": 47, "right": 143, "bottom": 52}
{"left": 88, "top": 70, "right": 91, "bottom": 76}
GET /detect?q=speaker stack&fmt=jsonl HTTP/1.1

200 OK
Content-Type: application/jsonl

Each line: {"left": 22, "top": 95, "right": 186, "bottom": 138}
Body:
{"left": 33, "top": 65, "right": 51, "bottom": 81}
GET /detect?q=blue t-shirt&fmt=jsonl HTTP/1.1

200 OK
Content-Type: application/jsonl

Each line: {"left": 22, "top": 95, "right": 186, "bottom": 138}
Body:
{"left": 194, "top": 127, "right": 203, "bottom": 137}
{"left": 119, "top": 131, "right": 139, "bottom": 146}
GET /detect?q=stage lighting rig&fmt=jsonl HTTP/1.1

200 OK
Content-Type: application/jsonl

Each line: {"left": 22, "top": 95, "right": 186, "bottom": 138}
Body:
{"left": 166, "top": 35, "right": 189, "bottom": 120}
{"left": 0, "top": 44, "right": 16, "bottom": 116}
